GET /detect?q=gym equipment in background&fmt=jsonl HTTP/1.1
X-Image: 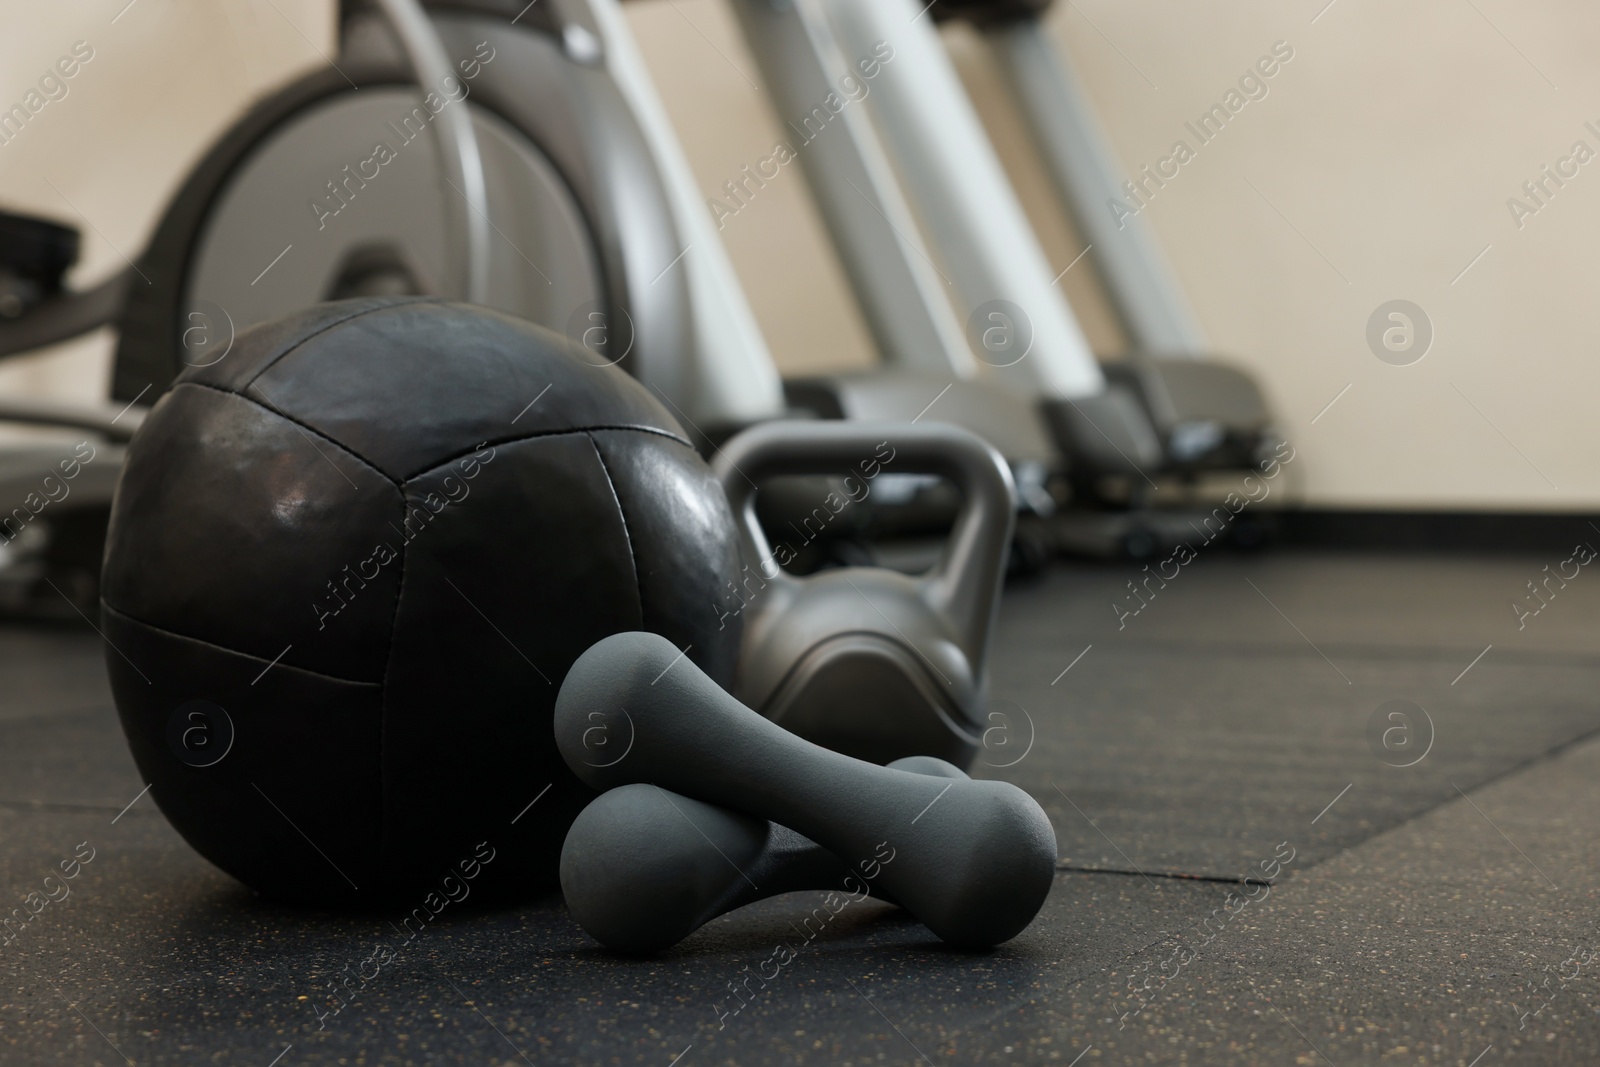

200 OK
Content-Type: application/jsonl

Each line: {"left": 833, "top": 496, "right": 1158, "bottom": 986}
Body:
{"left": 740, "top": 0, "right": 1287, "bottom": 556}
{"left": 0, "top": 212, "right": 142, "bottom": 618}
{"left": 561, "top": 755, "right": 966, "bottom": 953}
{"left": 931, "top": 0, "right": 1290, "bottom": 550}
{"left": 100, "top": 299, "right": 743, "bottom": 904}
{"left": 931, "top": 0, "right": 1202, "bottom": 356}
{"left": 0, "top": 0, "right": 786, "bottom": 615}
{"left": 1, "top": 0, "right": 1290, "bottom": 615}
{"left": 113, "top": 0, "right": 783, "bottom": 437}
{"left": 0, "top": 211, "right": 94, "bottom": 332}
{"left": 554, "top": 631, "right": 1056, "bottom": 948}
{"left": 714, "top": 421, "right": 1014, "bottom": 766}
{"left": 729, "top": 0, "right": 1162, "bottom": 525}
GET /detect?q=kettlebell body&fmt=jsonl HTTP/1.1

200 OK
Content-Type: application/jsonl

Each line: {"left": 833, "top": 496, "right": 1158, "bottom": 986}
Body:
{"left": 714, "top": 422, "right": 1015, "bottom": 767}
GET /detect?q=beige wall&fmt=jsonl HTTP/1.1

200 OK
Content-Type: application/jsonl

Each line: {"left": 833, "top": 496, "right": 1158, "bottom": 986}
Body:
{"left": 3, "top": 0, "right": 1595, "bottom": 509}
{"left": 1018, "top": 0, "right": 1596, "bottom": 511}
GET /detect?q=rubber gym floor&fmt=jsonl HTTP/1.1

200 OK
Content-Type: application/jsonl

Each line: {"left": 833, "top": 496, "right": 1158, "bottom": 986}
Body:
{"left": 3, "top": 547, "right": 1597, "bottom": 1066}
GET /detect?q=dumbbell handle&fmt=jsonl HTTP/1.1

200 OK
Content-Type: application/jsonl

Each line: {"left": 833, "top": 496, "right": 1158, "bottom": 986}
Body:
{"left": 555, "top": 631, "right": 1055, "bottom": 947}
{"left": 703, "top": 756, "right": 966, "bottom": 916}
{"left": 561, "top": 756, "right": 968, "bottom": 952}
{"left": 712, "top": 421, "right": 1015, "bottom": 671}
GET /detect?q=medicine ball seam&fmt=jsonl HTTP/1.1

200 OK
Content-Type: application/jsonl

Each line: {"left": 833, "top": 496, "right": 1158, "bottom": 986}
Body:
{"left": 177, "top": 381, "right": 402, "bottom": 490}
{"left": 400, "top": 422, "right": 693, "bottom": 484}
{"left": 234, "top": 297, "right": 448, "bottom": 396}
{"left": 99, "top": 602, "right": 385, "bottom": 687}
{"left": 584, "top": 432, "right": 644, "bottom": 628}
{"left": 374, "top": 496, "right": 414, "bottom": 867}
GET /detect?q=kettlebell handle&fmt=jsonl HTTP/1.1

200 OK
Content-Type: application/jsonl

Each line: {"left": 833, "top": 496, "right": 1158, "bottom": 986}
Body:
{"left": 713, "top": 421, "right": 1016, "bottom": 666}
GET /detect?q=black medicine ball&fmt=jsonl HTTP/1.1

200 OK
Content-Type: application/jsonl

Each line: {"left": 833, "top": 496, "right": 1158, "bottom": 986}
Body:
{"left": 101, "top": 298, "right": 742, "bottom": 905}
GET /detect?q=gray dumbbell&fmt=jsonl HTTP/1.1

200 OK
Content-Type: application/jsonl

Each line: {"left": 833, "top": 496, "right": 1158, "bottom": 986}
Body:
{"left": 553, "top": 632, "right": 1056, "bottom": 948}
{"left": 713, "top": 421, "right": 1016, "bottom": 768}
{"left": 561, "top": 756, "right": 967, "bottom": 953}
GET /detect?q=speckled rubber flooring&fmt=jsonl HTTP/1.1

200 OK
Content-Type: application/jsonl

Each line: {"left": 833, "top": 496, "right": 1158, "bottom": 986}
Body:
{"left": 3, "top": 548, "right": 1599, "bottom": 1065}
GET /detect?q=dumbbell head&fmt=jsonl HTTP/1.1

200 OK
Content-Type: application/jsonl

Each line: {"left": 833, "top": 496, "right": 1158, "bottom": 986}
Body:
{"left": 561, "top": 757, "right": 969, "bottom": 953}
{"left": 554, "top": 632, "right": 1056, "bottom": 948}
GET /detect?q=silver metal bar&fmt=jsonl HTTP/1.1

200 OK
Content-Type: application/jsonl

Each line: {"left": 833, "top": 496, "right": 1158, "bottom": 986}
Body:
{"left": 818, "top": 0, "right": 1105, "bottom": 399}
{"left": 586, "top": 0, "right": 786, "bottom": 426}
{"left": 374, "top": 0, "right": 492, "bottom": 305}
{"left": 728, "top": 0, "right": 978, "bottom": 380}
{"left": 987, "top": 19, "right": 1206, "bottom": 354}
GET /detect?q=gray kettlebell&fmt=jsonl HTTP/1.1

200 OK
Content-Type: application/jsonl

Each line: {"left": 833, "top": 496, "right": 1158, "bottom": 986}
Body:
{"left": 712, "top": 421, "right": 1015, "bottom": 767}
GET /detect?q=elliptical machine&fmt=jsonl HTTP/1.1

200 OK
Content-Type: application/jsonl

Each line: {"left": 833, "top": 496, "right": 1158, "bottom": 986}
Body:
{"left": 926, "top": 0, "right": 1291, "bottom": 550}
{"left": 110, "top": 0, "right": 784, "bottom": 437}
{"left": 0, "top": 0, "right": 788, "bottom": 614}
{"left": 725, "top": 0, "right": 1288, "bottom": 559}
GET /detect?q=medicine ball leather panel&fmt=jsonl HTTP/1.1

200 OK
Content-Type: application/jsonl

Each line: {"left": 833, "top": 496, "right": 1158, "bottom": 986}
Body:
{"left": 378, "top": 434, "right": 641, "bottom": 889}
{"left": 183, "top": 296, "right": 415, "bottom": 396}
{"left": 103, "top": 608, "right": 387, "bottom": 898}
{"left": 101, "top": 384, "right": 402, "bottom": 682}
{"left": 244, "top": 301, "right": 687, "bottom": 481}
{"left": 591, "top": 429, "right": 743, "bottom": 687}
